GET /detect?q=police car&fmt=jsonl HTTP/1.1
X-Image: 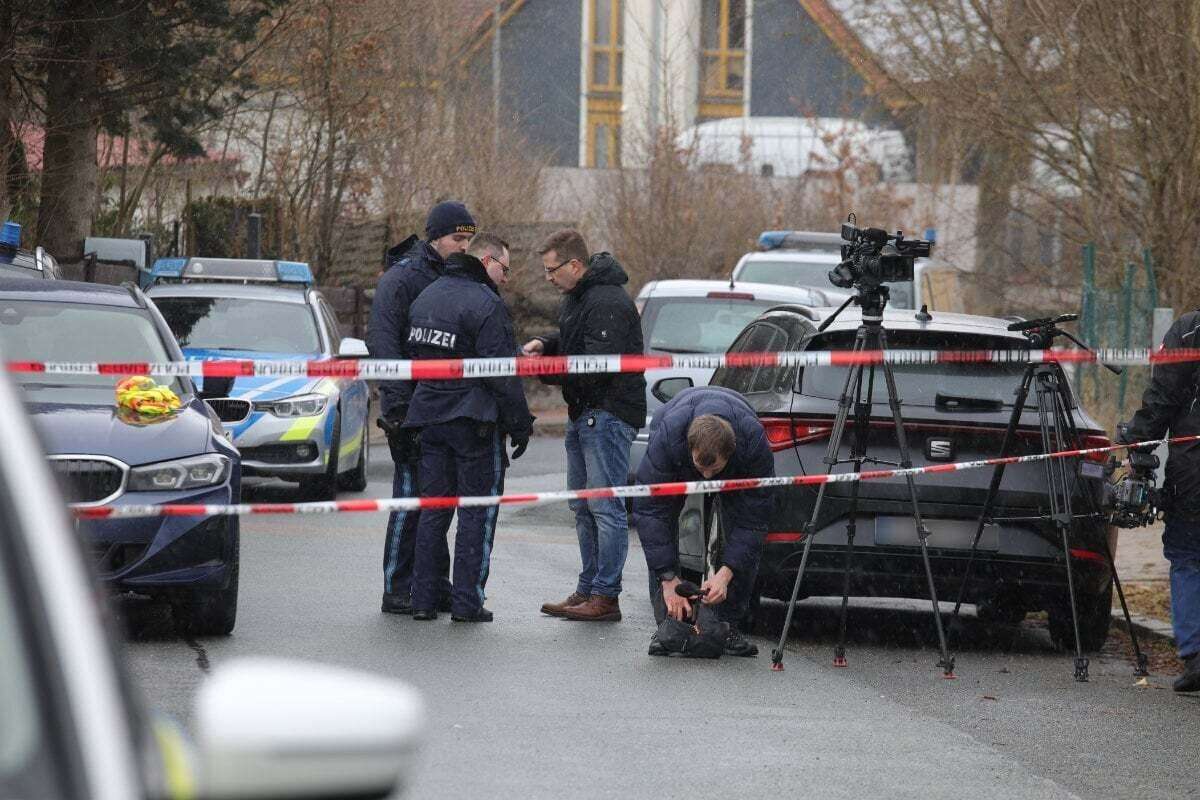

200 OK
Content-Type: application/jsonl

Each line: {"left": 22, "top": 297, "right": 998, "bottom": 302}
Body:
{"left": 0, "top": 220, "right": 60, "bottom": 279}
{"left": 147, "top": 258, "right": 371, "bottom": 500}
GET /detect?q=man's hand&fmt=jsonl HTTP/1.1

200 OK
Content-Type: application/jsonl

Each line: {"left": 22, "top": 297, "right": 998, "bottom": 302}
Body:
{"left": 661, "top": 577, "right": 691, "bottom": 621}
{"left": 522, "top": 338, "right": 544, "bottom": 357}
{"left": 700, "top": 566, "right": 733, "bottom": 605}
{"left": 510, "top": 432, "right": 529, "bottom": 460}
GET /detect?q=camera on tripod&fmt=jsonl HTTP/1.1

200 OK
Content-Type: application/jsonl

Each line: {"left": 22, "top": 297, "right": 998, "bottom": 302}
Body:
{"left": 828, "top": 221, "right": 932, "bottom": 291}
{"left": 1104, "top": 423, "right": 1163, "bottom": 528}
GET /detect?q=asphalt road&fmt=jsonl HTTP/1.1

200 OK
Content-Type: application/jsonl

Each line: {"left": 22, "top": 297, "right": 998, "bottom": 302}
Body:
{"left": 124, "top": 437, "right": 1199, "bottom": 799}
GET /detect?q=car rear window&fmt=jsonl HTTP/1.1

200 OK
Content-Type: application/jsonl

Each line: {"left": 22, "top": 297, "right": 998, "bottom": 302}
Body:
{"left": 800, "top": 329, "right": 1039, "bottom": 408}
{"left": 737, "top": 259, "right": 914, "bottom": 308}
{"left": 641, "top": 297, "right": 778, "bottom": 353}
{"left": 0, "top": 300, "right": 184, "bottom": 399}
{"left": 154, "top": 296, "right": 321, "bottom": 354}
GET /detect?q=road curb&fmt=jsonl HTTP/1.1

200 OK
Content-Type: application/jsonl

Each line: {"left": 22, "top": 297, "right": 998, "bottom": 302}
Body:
{"left": 1113, "top": 610, "right": 1174, "bottom": 644}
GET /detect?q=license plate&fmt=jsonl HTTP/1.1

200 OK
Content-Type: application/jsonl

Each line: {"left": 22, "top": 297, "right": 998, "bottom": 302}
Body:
{"left": 873, "top": 516, "right": 999, "bottom": 550}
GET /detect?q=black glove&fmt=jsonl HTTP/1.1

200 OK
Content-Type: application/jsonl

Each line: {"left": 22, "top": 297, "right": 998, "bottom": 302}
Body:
{"left": 509, "top": 431, "right": 529, "bottom": 460}
{"left": 378, "top": 412, "right": 419, "bottom": 464}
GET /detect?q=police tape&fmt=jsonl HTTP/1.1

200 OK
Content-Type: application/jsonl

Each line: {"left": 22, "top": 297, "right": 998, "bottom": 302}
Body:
{"left": 10, "top": 346, "right": 1200, "bottom": 382}
{"left": 70, "top": 434, "right": 1195, "bottom": 520}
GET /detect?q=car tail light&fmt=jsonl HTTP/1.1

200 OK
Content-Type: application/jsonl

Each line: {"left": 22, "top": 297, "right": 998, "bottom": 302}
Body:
{"left": 765, "top": 531, "right": 806, "bottom": 543}
{"left": 706, "top": 291, "right": 755, "bottom": 301}
{"left": 1016, "top": 430, "right": 1112, "bottom": 464}
{"left": 760, "top": 417, "right": 832, "bottom": 451}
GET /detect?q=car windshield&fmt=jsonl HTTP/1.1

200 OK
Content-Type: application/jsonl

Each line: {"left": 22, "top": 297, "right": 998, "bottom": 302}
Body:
{"left": 0, "top": 299, "right": 184, "bottom": 401}
{"left": 738, "top": 259, "right": 914, "bottom": 308}
{"left": 737, "top": 259, "right": 834, "bottom": 289}
{"left": 800, "top": 329, "right": 1037, "bottom": 408}
{"left": 642, "top": 297, "right": 780, "bottom": 353}
{"left": 153, "top": 296, "right": 321, "bottom": 355}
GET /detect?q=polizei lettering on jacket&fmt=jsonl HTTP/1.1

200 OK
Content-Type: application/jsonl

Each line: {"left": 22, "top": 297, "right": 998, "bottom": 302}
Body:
{"left": 408, "top": 326, "right": 458, "bottom": 350}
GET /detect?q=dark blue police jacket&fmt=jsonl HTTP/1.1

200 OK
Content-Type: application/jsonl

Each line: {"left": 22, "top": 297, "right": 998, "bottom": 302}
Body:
{"left": 633, "top": 386, "right": 774, "bottom": 575}
{"left": 401, "top": 253, "right": 533, "bottom": 437}
{"left": 366, "top": 235, "right": 445, "bottom": 420}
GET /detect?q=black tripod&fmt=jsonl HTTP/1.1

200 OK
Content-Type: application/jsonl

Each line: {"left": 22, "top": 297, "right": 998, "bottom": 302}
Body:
{"left": 770, "top": 288, "right": 956, "bottom": 678}
{"left": 949, "top": 314, "right": 1149, "bottom": 682}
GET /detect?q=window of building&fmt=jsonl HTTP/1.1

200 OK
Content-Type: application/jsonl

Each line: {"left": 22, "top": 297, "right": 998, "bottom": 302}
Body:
{"left": 586, "top": 0, "right": 622, "bottom": 167}
{"left": 699, "top": 0, "right": 746, "bottom": 120}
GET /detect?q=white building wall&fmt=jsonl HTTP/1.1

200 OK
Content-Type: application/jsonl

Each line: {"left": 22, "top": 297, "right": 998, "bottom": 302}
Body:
{"left": 620, "top": 0, "right": 703, "bottom": 168}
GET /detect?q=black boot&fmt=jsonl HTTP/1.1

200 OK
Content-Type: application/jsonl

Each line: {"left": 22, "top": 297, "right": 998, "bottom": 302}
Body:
{"left": 451, "top": 607, "right": 493, "bottom": 622}
{"left": 1174, "top": 653, "right": 1200, "bottom": 692}
{"left": 724, "top": 629, "right": 759, "bottom": 657}
{"left": 381, "top": 593, "right": 413, "bottom": 615}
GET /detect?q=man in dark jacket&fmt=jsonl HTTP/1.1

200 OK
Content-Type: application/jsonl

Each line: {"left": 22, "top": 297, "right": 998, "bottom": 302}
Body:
{"left": 523, "top": 229, "right": 646, "bottom": 622}
{"left": 633, "top": 387, "right": 774, "bottom": 657}
{"left": 403, "top": 232, "right": 533, "bottom": 622}
{"left": 1120, "top": 310, "right": 1200, "bottom": 692}
{"left": 367, "top": 200, "right": 476, "bottom": 615}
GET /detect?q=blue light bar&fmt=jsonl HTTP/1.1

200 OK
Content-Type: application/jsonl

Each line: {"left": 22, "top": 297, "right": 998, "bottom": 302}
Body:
{"left": 1, "top": 221, "right": 20, "bottom": 249}
{"left": 757, "top": 231, "right": 788, "bottom": 250}
{"left": 275, "top": 260, "right": 313, "bottom": 284}
{"left": 151, "top": 258, "right": 188, "bottom": 279}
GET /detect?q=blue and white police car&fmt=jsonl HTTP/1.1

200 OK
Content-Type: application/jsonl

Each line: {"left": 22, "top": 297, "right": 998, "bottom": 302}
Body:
{"left": 147, "top": 258, "right": 371, "bottom": 500}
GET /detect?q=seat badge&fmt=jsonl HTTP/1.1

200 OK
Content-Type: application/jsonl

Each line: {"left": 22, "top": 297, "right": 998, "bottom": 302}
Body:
{"left": 925, "top": 438, "right": 954, "bottom": 461}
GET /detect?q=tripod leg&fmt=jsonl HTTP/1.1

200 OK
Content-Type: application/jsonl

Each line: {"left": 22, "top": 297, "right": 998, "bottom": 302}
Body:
{"left": 835, "top": 364, "right": 874, "bottom": 668}
{"left": 1052, "top": 374, "right": 1148, "bottom": 675}
{"left": 878, "top": 335, "right": 955, "bottom": 678}
{"left": 950, "top": 371, "right": 1036, "bottom": 623}
{"left": 1038, "top": 377, "right": 1088, "bottom": 682}
{"left": 771, "top": 350, "right": 865, "bottom": 672}
{"left": 1104, "top": 536, "right": 1150, "bottom": 675}
{"left": 951, "top": 370, "right": 1036, "bottom": 634}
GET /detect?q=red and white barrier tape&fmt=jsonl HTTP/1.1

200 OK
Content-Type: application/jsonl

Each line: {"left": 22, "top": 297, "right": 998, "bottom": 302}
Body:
{"left": 71, "top": 434, "right": 1193, "bottom": 520}
{"left": 10, "top": 347, "right": 1200, "bottom": 382}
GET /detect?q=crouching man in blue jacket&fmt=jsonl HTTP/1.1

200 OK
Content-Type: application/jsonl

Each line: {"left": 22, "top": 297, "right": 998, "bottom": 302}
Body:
{"left": 632, "top": 386, "right": 774, "bottom": 656}
{"left": 403, "top": 232, "right": 534, "bottom": 622}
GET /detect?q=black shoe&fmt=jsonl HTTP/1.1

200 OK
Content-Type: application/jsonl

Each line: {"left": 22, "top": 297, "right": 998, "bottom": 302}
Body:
{"left": 381, "top": 593, "right": 413, "bottom": 615}
{"left": 648, "top": 633, "right": 668, "bottom": 657}
{"left": 724, "top": 629, "right": 759, "bottom": 657}
{"left": 451, "top": 607, "right": 493, "bottom": 622}
{"left": 412, "top": 608, "right": 438, "bottom": 621}
{"left": 1174, "top": 654, "right": 1200, "bottom": 692}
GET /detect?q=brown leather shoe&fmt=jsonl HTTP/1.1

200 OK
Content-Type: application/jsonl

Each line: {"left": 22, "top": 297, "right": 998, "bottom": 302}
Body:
{"left": 540, "top": 592, "right": 589, "bottom": 617}
{"left": 562, "top": 594, "right": 621, "bottom": 622}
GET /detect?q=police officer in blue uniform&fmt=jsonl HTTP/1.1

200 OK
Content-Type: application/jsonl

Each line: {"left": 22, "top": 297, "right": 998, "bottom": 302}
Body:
{"left": 368, "top": 201, "right": 477, "bottom": 615}
{"left": 403, "top": 233, "right": 533, "bottom": 622}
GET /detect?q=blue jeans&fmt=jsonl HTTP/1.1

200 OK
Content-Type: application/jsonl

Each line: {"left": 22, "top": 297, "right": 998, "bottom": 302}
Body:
{"left": 1163, "top": 518, "right": 1200, "bottom": 659}
{"left": 565, "top": 411, "right": 635, "bottom": 598}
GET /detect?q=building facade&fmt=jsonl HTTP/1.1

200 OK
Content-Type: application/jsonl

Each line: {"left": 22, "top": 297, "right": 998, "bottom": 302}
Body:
{"left": 470, "top": 0, "right": 890, "bottom": 169}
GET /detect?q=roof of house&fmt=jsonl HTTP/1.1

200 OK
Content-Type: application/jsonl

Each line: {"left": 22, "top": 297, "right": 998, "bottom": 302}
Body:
{"left": 460, "top": 0, "right": 914, "bottom": 111}
{"left": 16, "top": 126, "right": 243, "bottom": 173}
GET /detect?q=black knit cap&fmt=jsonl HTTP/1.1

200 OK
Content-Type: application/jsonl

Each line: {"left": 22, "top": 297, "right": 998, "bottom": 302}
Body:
{"left": 425, "top": 201, "right": 477, "bottom": 241}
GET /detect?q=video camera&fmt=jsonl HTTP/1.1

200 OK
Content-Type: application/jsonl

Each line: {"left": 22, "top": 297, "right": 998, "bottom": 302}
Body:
{"left": 1104, "top": 422, "right": 1164, "bottom": 528}
{"left": 828, "top": 221, "right": 932, "bottom": 291}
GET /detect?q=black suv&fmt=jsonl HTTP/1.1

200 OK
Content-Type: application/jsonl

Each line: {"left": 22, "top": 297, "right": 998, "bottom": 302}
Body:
{"left": 677, "top": 304, "right": 1116, "bottom": 650}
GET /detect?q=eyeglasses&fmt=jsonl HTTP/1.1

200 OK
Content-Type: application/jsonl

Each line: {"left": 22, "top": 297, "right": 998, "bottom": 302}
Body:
{"left": 544, "top": 258, "right": 572, "bottom": 276}
{"left": 485, "top": 254, "right": 510, "bottom": 276}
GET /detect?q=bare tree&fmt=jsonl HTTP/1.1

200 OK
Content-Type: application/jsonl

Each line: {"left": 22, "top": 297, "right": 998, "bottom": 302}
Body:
{"left": 848, "top": 0, "right": 1200, "bottom": 312}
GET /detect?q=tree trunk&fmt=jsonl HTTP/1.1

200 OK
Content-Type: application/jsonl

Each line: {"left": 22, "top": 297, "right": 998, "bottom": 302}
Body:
{"left": 36, "top": 22, "right": 99, "bottom": 261}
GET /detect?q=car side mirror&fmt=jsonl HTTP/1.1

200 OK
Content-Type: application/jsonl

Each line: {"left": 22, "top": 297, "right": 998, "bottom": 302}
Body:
{"left": 337, "top": 337, "right": 369, "bottom": 358}
{"left": 652, "top": 376, "right": 693, "bottom": 403}
{"left": 196, "top": 658, "right": 423, "bottom": 800}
